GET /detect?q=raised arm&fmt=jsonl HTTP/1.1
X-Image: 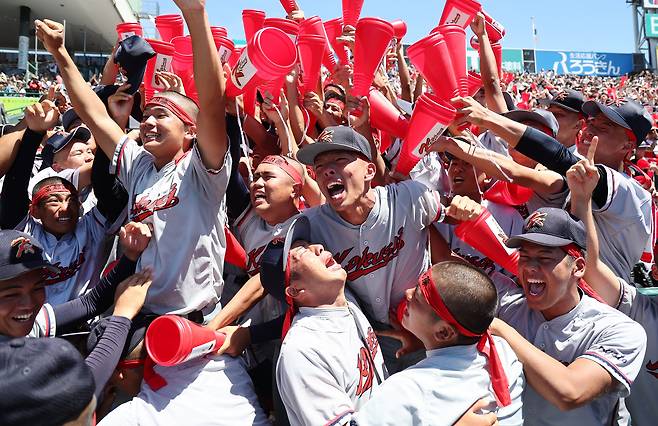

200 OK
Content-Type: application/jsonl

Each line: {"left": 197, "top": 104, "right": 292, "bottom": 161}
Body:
{"left": 176, "top": 0, "right": 227, "bottom": 169}
{"left": 35, "top": 20, "right": 124, "bottom": 159}
{"left": 470, "top": 14, "right": 506, "bottom": 113}
{"left": 567, "top": 137, "right": 621, "bottom": 306}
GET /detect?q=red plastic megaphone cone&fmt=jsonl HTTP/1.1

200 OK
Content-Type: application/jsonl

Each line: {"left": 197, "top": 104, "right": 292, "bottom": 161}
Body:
{"left": 226, "top": 27, "right": 298, "bottom": 97}
{"left": 395, "top": 93, "right": 456, "bottom": 175}
{"left": 390, "top": 19, "right": 407, "bottom": 40}
{"left": 454, "top": 208, "right": 519, "bottom": 275}
{"left": 263, "top": 17, "right": 299, "bottom": 41}
{"left": 368, "top": 87, "right": 410, "bottom": 139}
{"left": 243, "top": 88, "right": 257, "bottom": 118}
{"left": 144, "top": 39, "right": 175, "bottom": 96}
{"left": 146, "top": 315, "right": 226, "bottom": 367}
{"left": 467, "top": 70, "right": 482, "bottom": 96}
{"left": 242, "top": 9, "right": 266, "bottom": 43}
{"left": 352, "top": 18, "right": 394, "bottom": 98}
{"left": 213, "top": 35, "right": 235, "bottom": 65}
{"left": 261, "top": 76, "right": 286, "bottom": 105}
{"left": 491, "top": 42, "right": 503, "bottom": 76}
{"left": 280, "top": 0, "right": 299, "bottom": 15}
{"left": 224, "top": 226, "right": 247, "bottom": 269}
{"left": 116, "top": 22, "right": 143, "bottom": 41}
{"left": 396, "top": 299, "right": 408, "bottom": 326}
{"left": 379, "top": 131, "right": 394, "bottom": 153}
{"left": 482, "top": 10, "right": 506, "bottom": 43}
{"left": 407, "top": 33, "right": 459, "bottom": 102}
{"left": 299, "top": 16, "right": 338, "bottom": 72}
{"left": 171, "top": 36, "right": 198, "bottom": 101}
{"left": 324, "top": 18, "right": 348, "bottom": 65}
{"left": 297, "top": 34, "right": 326, "bottom": 95}
{"left": 438, "top": 24, "right": 468, "bottom": 97}
{"left": 483, "top": 180, "right": 533, "bottom": 207}
{"left": 439, "top": 0, "right": 482, "bottom": 28}
{"left": 155, "top": 14, "right": 184, "bottom": 42}
{"left": 211, "top": 26, "right": 228, "bottom": 38}
{"left": 229, "top": 46, "right": 244, "bottom": 69}
{"left": 342, "top": 0, "right": 365, "bottom": 28}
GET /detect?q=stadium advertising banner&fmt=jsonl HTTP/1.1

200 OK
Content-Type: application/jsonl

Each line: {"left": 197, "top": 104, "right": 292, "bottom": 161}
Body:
{"left": 646, "top": 13, "right": 658, "bottom": 38}
{"left": 534, "top": 50, "right": 634, "bottom": 76}
{"left": 466, "top": 48, "right": 524, "bottom": 72}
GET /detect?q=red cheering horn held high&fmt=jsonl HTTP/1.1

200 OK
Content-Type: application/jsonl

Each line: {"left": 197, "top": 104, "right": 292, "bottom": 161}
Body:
{"left": 352, "top": 18, "right": 395, "bottom": 98}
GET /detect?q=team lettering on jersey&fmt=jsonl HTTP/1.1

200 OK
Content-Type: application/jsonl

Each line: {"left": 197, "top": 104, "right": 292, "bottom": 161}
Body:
{"left": 246, "top": 245, "right": 266, "bottom": 275}
{"left": 43, "top": 252, "right": 85, "bottom": 285}
{"left": 645, "top": 360, "right": 658, "bottom": 379}
{"left": 131, "top": 183, "right": 180, "bottom": 222}
{"left": 334, "top": 227, "right": 406, "bottom": 281}
{"left": 355, "top": 327, "right": 380, "bottom": 396}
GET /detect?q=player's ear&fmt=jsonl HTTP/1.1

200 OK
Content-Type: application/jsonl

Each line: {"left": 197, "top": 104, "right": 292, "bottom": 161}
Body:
{"left": 291, "top": 182, "right": 303, "bottom": 198}
{"left": 286, "top": 286, "right": 304, "bottom": 299}
{"left": 364, "top": 161, "right": 376, "bottom": 184}
{"left": 572, "top": 256, "right": 586, "bottom": 279}
{"left": 433, "top": 321, "right": 458, "bottom": 345}
{"left": 29, "top": 203, "right": 42, "bottom": 220}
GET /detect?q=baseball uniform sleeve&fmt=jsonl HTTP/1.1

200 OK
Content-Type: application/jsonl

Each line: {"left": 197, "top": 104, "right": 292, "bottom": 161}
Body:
{"left": 189, "top": 142, "right": 232, "bottom": 201}
{"left": 578, "top": 313, "right": 647, "bottom": 397}
{"left": 27, "top": 303, "right": 57, "bottom": 338}
{"left": 109, "top": 135, "right": 148, "bottom": 187}
{"left": 616, "top": 279, "right": 658, "bottom": 327}
{"left": 396, "top": 180, "right": 443, "bottom": 231}
{"left": 276, "top": 343, "right": 355, "bottom": 426}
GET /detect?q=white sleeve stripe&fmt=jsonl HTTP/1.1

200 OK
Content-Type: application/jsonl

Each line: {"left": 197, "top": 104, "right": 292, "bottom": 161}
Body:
{"left": 323, "top": 409, "right": 354, "bottom": 426}
{"left": 594, "top": 167, "right": 616, "bottom": 213}
{"left": 580, "top": 351, "right": 633, "bottom": 388}
{"left": 235, "top": 205, "right": 253, "bottom": 229}
{"left": 111, "top": 136, "right": 130, "bottom": 176}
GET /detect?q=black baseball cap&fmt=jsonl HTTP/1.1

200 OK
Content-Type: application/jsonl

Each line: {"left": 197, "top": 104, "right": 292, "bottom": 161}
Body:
{"left": 39, "top": 126, "right": 92, "bottom": 170}
{"left": 260, "top": 215, "right": 312, "bottom": 303}
{"left": 297, "top": 126, "right": 373, "bottom": 166}
{"left": 61, "top": 107, "right": 81, "bottom": 131}
{"left": 582, "top": 99, "right": 653, "bottom": 145}
{"left": 0, "top": 337, "right": 95, "bottom": 426}
{"left": 115, "top": 35, "right": 156, "bottom": 95}
{"left": 539, "top": 89, "right": 585, "bottom": 113}
{"left": 506, "top": 207, "right": 586, "bottom": 250}
{"left": 0, "top": 230, "right": 59, "bottom": 281}
{"left": 503, "top": 109, "right": 559, "bottom": 138}
{"left": 93, "top": 84, "right": 144, "bottom": 123}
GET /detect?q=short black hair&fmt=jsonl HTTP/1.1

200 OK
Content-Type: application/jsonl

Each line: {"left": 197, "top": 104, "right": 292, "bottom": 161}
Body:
{"left": 432, "top": 261, "right": 498, "bottom": 342}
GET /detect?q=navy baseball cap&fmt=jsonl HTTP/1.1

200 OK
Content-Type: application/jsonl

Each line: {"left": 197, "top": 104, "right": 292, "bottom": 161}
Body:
{"left": 297, "top": 126, "right": 373, "bottom": 166}
{"left": 61, "top": 107, "right": 81, "bottom": 131}
{"left": 503, "top": 109, "right": 559, "bottom": 138}
{"left": 539, "top": 89, "right": 585, "bottom": 113}
{"left": 506, "top": 207, "right": 586, "bottom": 250}
{"left": 260, "top": 215, "right": 312, "bottom": 304}
{"left": 115, "top": 35, "right": 156, "bottom": 95}
{"left": 0, "top": 337, "right": 95, "bottom": 426}
{"left": 582, "top": 99, "right": 653, "bottom": 145}
{"left": 40, "top": 126, "right": 92, "bottom": 170}
{"left": 0, "top": 230, "right": 59, "bottom": 281}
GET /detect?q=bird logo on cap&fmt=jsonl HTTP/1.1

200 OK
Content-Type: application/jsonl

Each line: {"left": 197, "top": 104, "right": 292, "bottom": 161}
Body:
{"left": 605, "top": 98, "right": 625, "bottom": 108}
{"left": 11, "top": 237, "right": 36, "bottom": 259}
{"left": 317, "top": 128, "right": 335, "bottom": 144}
{"left": 526, "top": 211, "right": 547, "bottom": 230}
{"left": 553, "top": 91, "right": 568, "bottom": 101}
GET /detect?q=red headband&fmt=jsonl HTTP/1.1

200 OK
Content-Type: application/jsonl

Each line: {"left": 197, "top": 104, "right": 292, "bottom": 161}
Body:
{"left": 32, "top": 184, "right": 75, "bottom": 207}
{"left": 418, "top": 269, "right": 512, "bottom": 407}
{"left": 262, "top": 155, "right": 303, "bottom": 186}
{"left": 559, "top": 244, "right": 605, "bottom": 303}
{"left": 145, "top": 96, "right": 196, "bottom": 126}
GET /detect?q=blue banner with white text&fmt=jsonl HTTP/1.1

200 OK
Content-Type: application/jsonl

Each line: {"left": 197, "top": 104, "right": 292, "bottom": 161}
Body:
{"left": 534, "top": 50, "right": 634, "bottom": 76}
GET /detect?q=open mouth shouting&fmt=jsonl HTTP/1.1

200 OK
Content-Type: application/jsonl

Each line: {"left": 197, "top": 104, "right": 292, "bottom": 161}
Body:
{"left": 252, "top": 189, "right": 267, "bottom": 206}
{"left": 325, "top": 180, "right": 346, "bottom": 202}
{"left": 526, "top": 278, "right": 546, "bottom": 297}
{"left": 322, "top": 251, "right": 343, "bottom": 272}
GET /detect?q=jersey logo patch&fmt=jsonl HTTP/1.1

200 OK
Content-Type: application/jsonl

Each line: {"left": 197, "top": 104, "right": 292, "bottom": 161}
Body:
{"left": 246, "top": 245, "right": 267, "bottom": 275}
{"left": 526, "top": 211, "right": 547, "bottom": 230}
{"left": 356, "top": 327, "right": 379, "bottom": 396}
{"left": 131, "top": 183, "right": 180, "bottom": 222}
{"left": 11, "top": 237, "right": 36, "bottom": 259}
{"left": 43, "top": 252, "right": 85, "bottom": 285}
{"left": 334, "top": 227, "right": 406, "bottom": 282}
{"left": 646, "top": 360, "right": 658, "bottom": 379}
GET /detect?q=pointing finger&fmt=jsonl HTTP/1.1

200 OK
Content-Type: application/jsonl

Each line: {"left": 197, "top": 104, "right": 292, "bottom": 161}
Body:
{"left": 586, "top": 136, "right": 598, "bottom": 164}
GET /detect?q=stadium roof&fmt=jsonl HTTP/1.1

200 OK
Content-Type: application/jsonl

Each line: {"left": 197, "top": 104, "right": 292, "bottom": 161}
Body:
{"left": 0, "top": 0, "right": 140, "bottom": 53}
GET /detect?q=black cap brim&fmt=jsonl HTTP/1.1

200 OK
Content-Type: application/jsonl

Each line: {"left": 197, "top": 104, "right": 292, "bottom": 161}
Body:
{"left": 0, "top": 261, "right": 60, "bottom": 282}
{"left": 506, "top": 233, "right": 575, "bottom": 249}
{"left": 582, "top": 101, "right": 631, "bottom": 130}
{"left": 539, "top": 98, "right": 580, "bottom": 113}
{"left": 297, "top": 142, "right": 368, "bottom": 166}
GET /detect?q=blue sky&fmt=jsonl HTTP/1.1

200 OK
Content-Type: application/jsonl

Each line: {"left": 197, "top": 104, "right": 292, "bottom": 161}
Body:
{"left": 157, "top": 0, "right": 637, "bottom": 52}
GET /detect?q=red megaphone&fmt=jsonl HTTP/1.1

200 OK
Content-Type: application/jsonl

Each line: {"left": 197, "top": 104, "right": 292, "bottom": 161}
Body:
{"left": 395, "top": 93, "right": 456, "bottom": 175}
{"left": 438, "top": 24, "right": 468, "bottom": 97}
{"left": 454, "top": 208, "right": 519, "bottom": 276}
{"left": 407, "top": 33, "right": 459, "bottom": 102}
{"left": 324, "top": 18, "right": 348, "bottom": 65}
{"left": 211, "top": 26, "right": 228, "bottom": 38}
{"left": 143, "top": 39, "right": 175, "bottom": 102}
{"left": 352, "top": 18, "right": 395, "bottom": 98}
{"left": 226, "top": 27, "right": 298, "bottom": 97}
{"left": 367, "top": 87, "right": 409, "bottom": 139}
{"left": 483, "top": 180, "right": 533, "bottom": 207}
{"left": 280, "top": 0, "right": 299, "bottom": 15}
{"left": 155, "top": 14, "right": 184, "bottom": 42}
{"left": 390, "top": 19, "right": 407, "bottom": 40}
{"left": 146, "top": 315, "right": 227, "bottom": 367}
{"left": 299, "top": 16, "right": 338, "bottom": 73}
{"left": 242, "top": 9, "right": 266, "bottom": 43}
{"left": 467, "top": 71, "right": 482, "bottom": 96}
{"left": 342, "top": 0, "right": 365, "bottom": 28}
{"left": 213, "top": 35, "right": 235, "bottom": 65}
{"left": 439, "top": 0, "right": 482, "bottom": 28}
{"left": 116, "top": 22, "right": 143, "bottom": 41}
{"left": 297, "top": 34, "right": 327, "bottom": 95}
{"left": 171, "top": 36, "right": 198, "bottom": 103}
{"left": 263, "top": 17, "right": 299, "bottom": 41}
{"left": 482, "top": 10, "right": 506, "bottom": 43}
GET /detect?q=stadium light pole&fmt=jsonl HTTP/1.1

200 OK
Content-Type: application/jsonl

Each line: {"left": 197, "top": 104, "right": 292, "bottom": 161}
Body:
{"left": 531, "top": 16, "right": 537, "bottom": 49}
